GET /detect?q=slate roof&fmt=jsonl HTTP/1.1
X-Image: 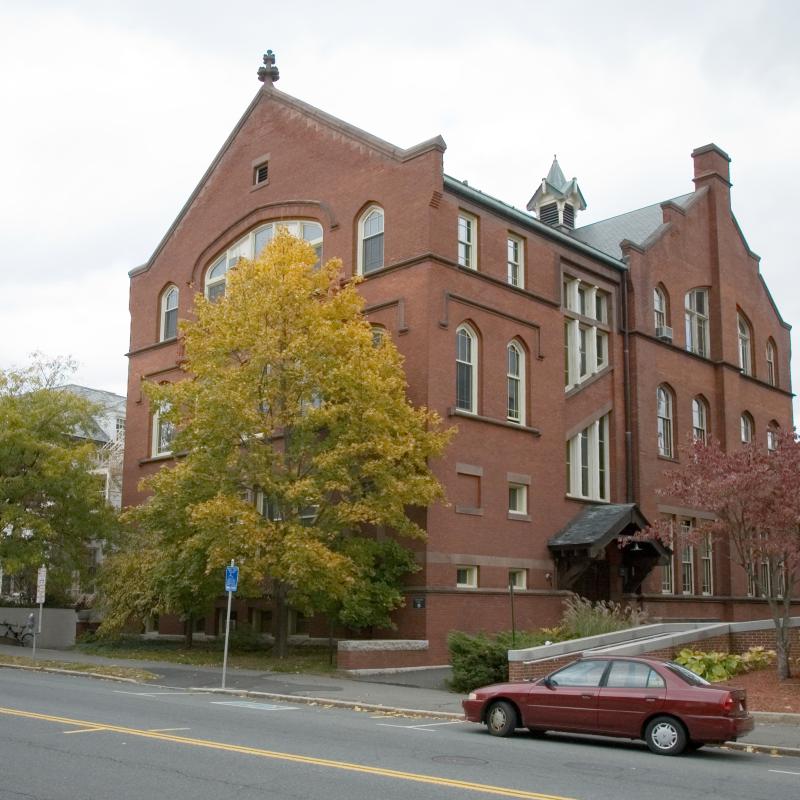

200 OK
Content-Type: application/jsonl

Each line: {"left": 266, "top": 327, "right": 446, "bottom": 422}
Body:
{"left": 61, "top": 385, "right": 126, "bottom": 444}
{"left": 572, "top": 193, "right": 694, "bottom": 259}
{"left": 548, "top": 503, "right": 649, "bottom": 555}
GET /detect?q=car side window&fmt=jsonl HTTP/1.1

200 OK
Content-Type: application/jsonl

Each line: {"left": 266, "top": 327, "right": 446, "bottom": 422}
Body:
{"left": 550, "top": 660, "right": 607, "bottom": 687}
{"left": 605, "top": 661, "right": 665, "bottom": 689}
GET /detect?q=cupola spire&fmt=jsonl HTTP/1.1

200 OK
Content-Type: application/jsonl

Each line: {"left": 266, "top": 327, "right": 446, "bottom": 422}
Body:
{"left": 527, "top": 155, "right": 586, "bottom": 230}
{"left": 257, "top": 49, "right": 280, "bottom": 85}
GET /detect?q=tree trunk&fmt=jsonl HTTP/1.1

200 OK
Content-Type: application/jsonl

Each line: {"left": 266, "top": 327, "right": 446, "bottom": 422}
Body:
{"left": 184, "top": 615, "right": 194, "bottom": 649}
{"left": 274, "top": 583, "right": 289, "bottom": 659}
{"left": 328, "top": 617, "right": 335, "bottom": 667}
{"left": 767, "top": 598, "right": 791, "bottom": 680}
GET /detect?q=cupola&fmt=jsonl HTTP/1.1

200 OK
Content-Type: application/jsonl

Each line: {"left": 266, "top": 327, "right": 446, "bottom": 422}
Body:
{"left": 527, "top": 156, "right": 586, "bottom": 230}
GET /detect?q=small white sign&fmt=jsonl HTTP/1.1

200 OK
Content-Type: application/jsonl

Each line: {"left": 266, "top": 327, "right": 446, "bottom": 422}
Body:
{"left": 36, "top": 566, "right": 47, "bottom": 604}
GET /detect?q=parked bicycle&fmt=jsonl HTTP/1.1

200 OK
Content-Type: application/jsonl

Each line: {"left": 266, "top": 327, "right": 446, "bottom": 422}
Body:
{"left": 0, "top": 620, "right": 33, "bottom": 647}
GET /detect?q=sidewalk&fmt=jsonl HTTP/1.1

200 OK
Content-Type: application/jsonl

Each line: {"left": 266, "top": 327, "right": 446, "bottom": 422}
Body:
{"left": 1, "top": 642, "right": 798, "bottom": 755}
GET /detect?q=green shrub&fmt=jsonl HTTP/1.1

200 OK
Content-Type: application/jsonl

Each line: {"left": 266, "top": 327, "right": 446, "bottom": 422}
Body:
{"left": 447, "top": 629, "right": 558, "bottom": 693}
{"left": 560, "top": 594, "right": 649, "bottom": 639}
{"left": 673, "top": 646, "right": 775, "bottom": 682}
{"left": 221, "top": 626, "right": 266, "bottom": 653}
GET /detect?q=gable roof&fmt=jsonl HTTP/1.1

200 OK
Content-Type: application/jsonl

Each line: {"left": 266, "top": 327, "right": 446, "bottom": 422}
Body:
{"left": 572, "top": 193, "right": 695, "bottom": 259}
{"left": 129, "top": 87, "right": 446, "bottom": 278}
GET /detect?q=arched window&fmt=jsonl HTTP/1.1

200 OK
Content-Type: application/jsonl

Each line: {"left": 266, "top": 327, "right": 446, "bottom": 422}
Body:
{"left": 738, "top": 313, "right": 753, "bottom": 375}
{"left": 358, "top": 206, "right": 384, "bottom": 274}
{"left": 766, "top": 339, "right": 777, "bottom": 386}
{"left": 657, "top": 385, "right": 674, "bottom": 457}
{"left": 456, "top": 324, "right": 478, "bottom": 413}
{"left": 205, "top": 220, "right": 324, "bottom": 300}
{"left": 370, "top": 325, "right": 385, "bottom": 347}
{"left": 685, "top": 288, "right": 709, "bottom": 357}
{"left": 653, "top": 286, "right": 667, "bottom": 331}
{"left": 692, "top": 397, "right": 708, "bottom": 444}
{"left": 740, "top": 412, "right": 754, "bottom": 444}
{"left": 767, "top": 421, "right": 779, "bottom": 452}
{"left": 506, "top": 341, "right": 525, "bottom": 425}
{"left": 159, "top": 286, "right": 179, "bottom": 341}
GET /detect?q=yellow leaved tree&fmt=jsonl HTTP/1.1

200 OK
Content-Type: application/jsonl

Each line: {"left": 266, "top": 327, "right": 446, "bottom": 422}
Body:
{"left": 106, "top": 231, "right": 451, "bottom": 656}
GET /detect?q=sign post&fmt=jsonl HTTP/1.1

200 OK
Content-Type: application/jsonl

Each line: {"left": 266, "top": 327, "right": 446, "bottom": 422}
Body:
{"left": 33, "top": 565, "right": 46, "bottom": 660}
{"left": 221, "top": 560, "right": 238, "bottom": 689}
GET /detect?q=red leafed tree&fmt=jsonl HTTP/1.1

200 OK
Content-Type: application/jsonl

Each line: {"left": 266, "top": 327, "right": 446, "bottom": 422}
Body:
{"left": 643, "top": 429, "right": 800, "bottom": 680}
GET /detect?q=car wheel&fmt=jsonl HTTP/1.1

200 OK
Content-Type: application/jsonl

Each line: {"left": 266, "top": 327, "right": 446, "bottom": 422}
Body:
{"left": 20, "top": 633, "right": 33, "bottom": 647}
{"left": 485, "top": 701, "right": 517, "bottom": 737}
{"left": 645, "top": 716, "right": 687, "bottom": 756}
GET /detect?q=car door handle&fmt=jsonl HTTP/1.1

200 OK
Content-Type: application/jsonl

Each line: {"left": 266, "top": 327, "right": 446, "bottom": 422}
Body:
{"left": 581, "top": 694, "right": 593, "bottom": 700}
{"left": 645, "top": 697, "right": 657, "bottom": 702}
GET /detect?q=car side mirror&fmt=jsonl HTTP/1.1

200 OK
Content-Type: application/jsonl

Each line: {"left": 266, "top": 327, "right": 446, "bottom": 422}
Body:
{"left": 543, "top": 676, "right": 557, "bottom": 689}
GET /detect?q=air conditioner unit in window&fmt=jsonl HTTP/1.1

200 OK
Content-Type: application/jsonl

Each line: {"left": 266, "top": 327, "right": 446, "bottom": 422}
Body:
{"left": 656, "top": 325, "right": 673, "bottom": 343}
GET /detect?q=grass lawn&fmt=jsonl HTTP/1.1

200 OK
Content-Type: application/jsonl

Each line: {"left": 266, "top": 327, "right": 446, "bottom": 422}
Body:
{"left": 0, "top": 655, "right": 158, "bottom": 682}
{"left": 76, "top": 637, "right": 338, "bottom": 674}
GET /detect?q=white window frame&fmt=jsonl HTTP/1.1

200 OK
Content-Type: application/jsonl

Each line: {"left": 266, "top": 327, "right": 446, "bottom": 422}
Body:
{"left": 767, "top": 426, "right": 778, "bottom": 452}
{"left": 692, "top": 397, "right": 708, "bottom": 444}
{"left": 508, "top": 483, "right": 528, "bottom": 515}
{"left": 457, "top": 212, "right": 477, "bottom": 270}
{"left": 508, "top": 569, "right": 527, "bottom": 590}
{"left": 563, "top": 277, "right": 610, "bottom": 390}
{"left": 741, "top": 413, "right": 754, "bottom": 444}
{"left": 766, "top": 340, "right": 777, "bottom": 386}
{"left": 738, "top": 313, "right": 752, "bottom": 375}
{"left": 456, "top": 565, "right": 478, "bottom": 588}
{"left": 456, "top": 324, "right": 478, "bottom": 414}
{"left": 685, "top": 288, "right": 709, "bottom": 357}
{"left": 151, "top": 403, "right": 175, "bottom": 457}
{"left": 357, "top": 205, "right": 385, "bottom": 275}
{"left": 160, "top": 285, "right": 179, "bottom": 341}
{"left": 506, "top": 341, "right": 525, "bottom": 424}
{"left": 507, "top": 235, "right": 523, "bottom": 288}
{"left": 205, "top": 220, "right": 324, "bottom": 299}
{"left": 657, "top": 386, "right": 674, "bottom": 458}
{"left": 566, "top": 414, "right": 609, "bottom": 501}
{"left": 661, "top": 524, "right": 674, "bottom": 594}
{"left": 654, "top": 286, "right": 667, "bottom": 330}
{"left": 680, "top": 519, "right": 695, "bottom": 595}
{"left": 701, "top": 533, "right": 713, "bottom": 595}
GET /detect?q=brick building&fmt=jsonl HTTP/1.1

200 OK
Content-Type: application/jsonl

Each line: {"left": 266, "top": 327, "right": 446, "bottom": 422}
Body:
{"left": 124, "top": 53, "right": 795, "bottom": 661}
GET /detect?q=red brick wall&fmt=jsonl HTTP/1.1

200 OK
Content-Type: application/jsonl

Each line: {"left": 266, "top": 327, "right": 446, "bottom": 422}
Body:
{"left": 336, "top": 646, "right": 433, "bottom": 671}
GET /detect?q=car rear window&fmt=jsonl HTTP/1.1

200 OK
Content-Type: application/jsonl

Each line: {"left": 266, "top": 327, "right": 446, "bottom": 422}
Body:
{"left": 664, "top": 662, "right": 711, "bottom": 686}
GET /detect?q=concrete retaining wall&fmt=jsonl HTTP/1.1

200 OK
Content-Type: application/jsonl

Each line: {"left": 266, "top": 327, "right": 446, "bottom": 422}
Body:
{"left": 0, "top": 607, "right": 77, "bottom": 648}
{"left": 337, "top": 639, "right": 431, "bottom": 671}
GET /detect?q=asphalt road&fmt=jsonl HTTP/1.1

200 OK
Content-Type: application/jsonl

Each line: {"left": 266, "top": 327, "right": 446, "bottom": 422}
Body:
{"left": 1, "top": 668, "right": 797, "bottom": 800}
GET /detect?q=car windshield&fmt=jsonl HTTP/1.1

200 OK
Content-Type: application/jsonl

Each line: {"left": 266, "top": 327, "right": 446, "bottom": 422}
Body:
{"left": 664, "top": 661, "right": 711, "bottom": 686}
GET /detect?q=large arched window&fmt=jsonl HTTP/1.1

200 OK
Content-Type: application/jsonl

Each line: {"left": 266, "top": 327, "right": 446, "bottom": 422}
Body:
{"left": 766, "top": 338, "right": 777, "bottom": 386}
{"left": 740, "top": 412, "right": 754, "bottom": 444}
{"left": 160, "top": 285, "right": 179, "bottom": 341}
{"left": 205, "top": 220, "right": 324, "bottom": 300}
{"left": 456, "top": 324, "right": 478, "bottom": 413}
{"left": 357, "top": 206, "right": 384, "bottom": 275}
{"left": 692, "top": 397, "right": 708, "bottom": 444}
{"left": 685, "top": 288, "right": 709, "bottom": 357}
{"left": 657, "top": 385, "right": 674, "bottom": 457}
{"left": 653, "top": 285, "right": 668, "bottom": 331}
{"left": 506, "top": 341, "right": 525, "bottom": 425}
{"left": 737, "top": 312, "right": 753, "bottom": 375}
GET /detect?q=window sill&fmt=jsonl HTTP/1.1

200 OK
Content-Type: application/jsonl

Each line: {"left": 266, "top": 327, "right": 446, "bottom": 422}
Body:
{"left": 455, "top": 585, "right": 478, "bottom": 590}
{"left": 455, "top": 506, "right": 484, "bottom": 516}
{"left": 507, "top": 512, "right": 531, "bottom": 521}
{"left": 565, "top": 494, "right": 610, "bottom": 505}
{"left": 139, "top": 453, "right": 174, "bottom": 465}
{"left": 657, "top": 454, "right": 679, "bottom": 463}
{"left": 249, "top": 180, "right": 271, "bottom": 193}
{"left": 449, "top": 408, "right": 541, "bottom": 436}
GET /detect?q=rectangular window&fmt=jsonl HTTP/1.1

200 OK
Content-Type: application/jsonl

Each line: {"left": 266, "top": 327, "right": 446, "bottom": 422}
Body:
{"left": 563, "top": 277, "right": 610, "bottom": 390}
{"left": 457, "top": 213, "right": 476, "bottom": 269}
{"left": 508, "top": 569, "right": 527, "bottom": 590}
{"left": 685, "top": 289, "right": 709, "bottom": 358}
{"left": 566, "top": 414, "right": 610, "bottom": 501}
{"left": 253, "top": 161, "right": 269, "bottom": 185}
{"left": 152, "top": 404, "right": 175, "bottom": 457}
{"left": 456, "top": 566, "right": 478, "bottom": 588}
{"left": 701, "top": 534, "right": 713, "bottom": 595}
{"left": 507, "top": 236, "right": 523, "bottom": 287}
{"left": 508, "top": 483, "right": 528, "bottom": 514}
{"left": 680, "top": 519, "right": 694, "bottom": 594}
{"left": 115, "top": 417, "right": 126, "bottom": 442}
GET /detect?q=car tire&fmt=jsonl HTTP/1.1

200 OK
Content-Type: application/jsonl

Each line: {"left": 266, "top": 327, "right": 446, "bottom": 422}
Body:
{"left": 20, "top": 633, "right": 33, "bottom": 647}
{"left": 486, "top": 701, "right": 517, "bottom": 737}
{"left": 645, "top": 716, "right": 687, "bottom": 756}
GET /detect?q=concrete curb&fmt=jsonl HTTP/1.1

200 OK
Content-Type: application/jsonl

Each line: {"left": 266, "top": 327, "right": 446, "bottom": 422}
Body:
{"left": 0, "top": 662, "right": 142, "bottom": 684}
{"left": 752, "top": 711, "right": 800, "bottom": 725}
{"left": 192, "top": 687, "right": 464, "bottom": 719}
{"left": 720, "top": 741, "right": 800, "bottom": 758}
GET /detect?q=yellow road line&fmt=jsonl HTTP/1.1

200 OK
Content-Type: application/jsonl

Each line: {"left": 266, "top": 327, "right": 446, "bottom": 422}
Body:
{"left": 0, "top": 705, "right": 575, "bottom": 800}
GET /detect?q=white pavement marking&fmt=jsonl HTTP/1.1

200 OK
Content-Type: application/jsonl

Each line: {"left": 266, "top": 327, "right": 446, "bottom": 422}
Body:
{"left": 148, "top": 727, "right": 192, "bottom": 732}
{"left": 211, "top": 701, "right": 297, "bottom": 711}
{"left": 768, "top": 769, "right": 800, "bottom": 776}
{"left": 376, "top": 720, "right": 466, "bottom": 732}
{"left": 113, "top": 690, "right": 205, "bottom": 697}
{"left": 63, "top": 727, "right": 108, "bottom": 734}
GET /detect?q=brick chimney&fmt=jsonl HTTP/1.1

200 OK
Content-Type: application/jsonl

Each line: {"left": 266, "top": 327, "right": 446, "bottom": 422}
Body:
{"left": 692, "top": 143, "right": 731, "bottom": 189}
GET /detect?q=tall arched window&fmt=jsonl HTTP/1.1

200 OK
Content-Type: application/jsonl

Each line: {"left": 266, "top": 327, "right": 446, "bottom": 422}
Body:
{"left": 740, "top": 412, "right": 754, "bottom": 444}
{"left": 456, "top": 324, "right": 478, "bottom": 413}
{"left": 506, "top": 341, "right": 525, "bottom": 424}
{"left": 160, "top": 285, "right": 179, "bottom": 341}
{"left": 766, "top": 339, "right": 777, "bottom": 386}
{"left": 685, "top": 288, "right": 709, "bottom": 357}
{"left": 738, "top": 313, "right": 753, "bottom": 375}
{"left": 692, "top": 397, "right": 708, "bottom": 444}
{"left": 657, "top": 385, "right": 674, "bottom": 457}
{"left": 653, "top": 286, "right": 667, "bottom": 331}
{"left": 767, "top": 421, "right": 779, "bottom": 452}
{"left": 358, "top": 206, "right": 385, "bottom": 274}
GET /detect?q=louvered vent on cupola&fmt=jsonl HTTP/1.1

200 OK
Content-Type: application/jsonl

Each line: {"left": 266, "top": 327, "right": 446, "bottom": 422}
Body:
{"left": 539, "top": 203, "right": 559, "bottom": 226}
{"left": 526, "top": 156, "right": 586, "bottom": 231}
{"left": 562, "top": 203, "right": 575, "bottom": 229}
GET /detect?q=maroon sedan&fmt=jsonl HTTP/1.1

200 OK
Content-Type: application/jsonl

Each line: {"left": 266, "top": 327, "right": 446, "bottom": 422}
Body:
{"left": 462, "top": 655, "right": 754, "bottom": 755}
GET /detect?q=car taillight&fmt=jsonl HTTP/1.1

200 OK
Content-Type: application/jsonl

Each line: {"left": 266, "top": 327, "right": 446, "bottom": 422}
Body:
{"left": 721, "top": 694, "right": 734, "bottom": 714}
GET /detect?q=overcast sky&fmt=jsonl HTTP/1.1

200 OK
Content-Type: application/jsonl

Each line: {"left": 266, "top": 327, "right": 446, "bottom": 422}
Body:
{"left": 1, "top": 0, "right": 798, "bottom": 405}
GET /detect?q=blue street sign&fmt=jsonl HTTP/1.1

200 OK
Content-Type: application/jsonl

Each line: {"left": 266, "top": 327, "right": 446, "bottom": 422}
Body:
{"left": 225, "top": 565, "right": 239, "bottom": 593}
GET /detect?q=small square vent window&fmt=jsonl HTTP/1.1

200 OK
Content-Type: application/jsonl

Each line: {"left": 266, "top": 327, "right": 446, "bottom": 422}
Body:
{"left": 254, "top": 162, "right": 269, "bottom": 185}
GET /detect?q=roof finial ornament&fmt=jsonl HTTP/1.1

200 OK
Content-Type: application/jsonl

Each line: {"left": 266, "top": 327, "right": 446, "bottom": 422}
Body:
{"left": 257, "top": 49, "right": 280, "bottom": 85}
